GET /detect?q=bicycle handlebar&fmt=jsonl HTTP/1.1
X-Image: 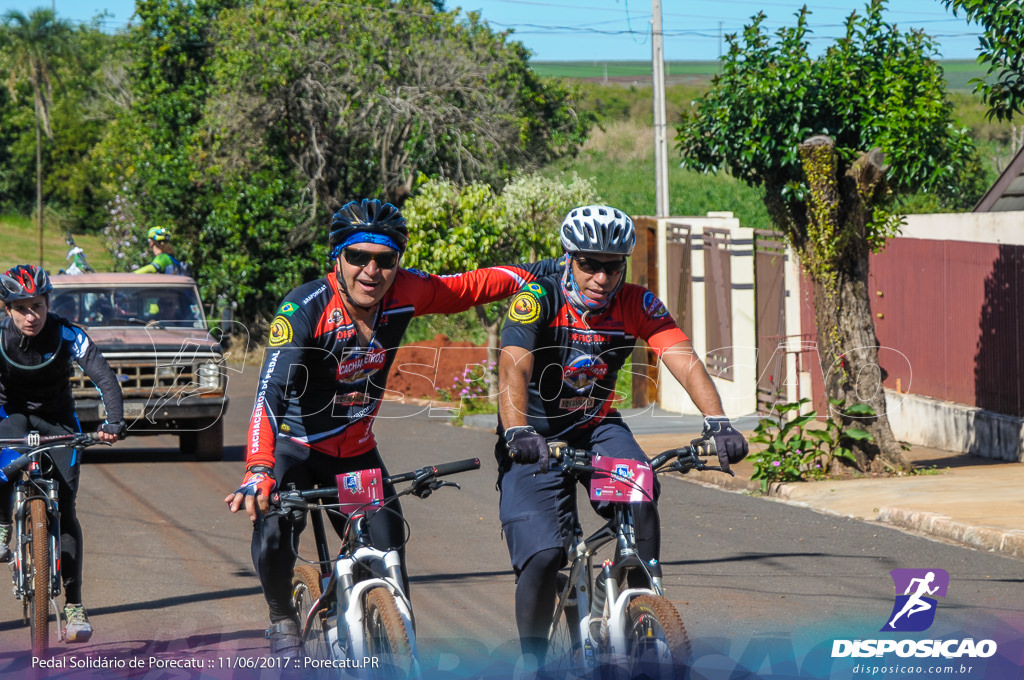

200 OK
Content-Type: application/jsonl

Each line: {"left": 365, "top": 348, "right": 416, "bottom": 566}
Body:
{"left": 272, "top": 457, "right": 481, "bottom": 507}
{"left": 0, "top": 432, "right": 106, "bottom": 482}
{"left": 548, "top": 439, "right": 731, "bottom": 476}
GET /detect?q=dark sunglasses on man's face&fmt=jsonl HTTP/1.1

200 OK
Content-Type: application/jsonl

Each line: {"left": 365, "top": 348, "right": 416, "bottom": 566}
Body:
{"left": 342, "top": 248, "right": 400, "bottom": 270}
{"left": 573, "top": 255, "right": 627, "bottom": 276}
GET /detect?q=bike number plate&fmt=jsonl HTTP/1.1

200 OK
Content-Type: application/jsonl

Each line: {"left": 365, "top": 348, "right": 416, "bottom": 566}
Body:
{"left": 589, "top": 456, "right": 653, "bottom": 503}
{"left": 336, "top": 468, "right": 384, "bottom": 513}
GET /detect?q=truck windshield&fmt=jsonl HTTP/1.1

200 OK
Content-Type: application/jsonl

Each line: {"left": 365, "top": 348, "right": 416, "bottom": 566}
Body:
{"left": 51, "top": 287, "right": 207, "bottom": 329}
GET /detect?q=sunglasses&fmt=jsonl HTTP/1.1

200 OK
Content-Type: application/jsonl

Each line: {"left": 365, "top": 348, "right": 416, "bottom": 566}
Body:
{"left": 342, "top": 248, "right": 400, "bottom": 270}
{"left": 573, "top": 255, "right": 627, "bottom": 276}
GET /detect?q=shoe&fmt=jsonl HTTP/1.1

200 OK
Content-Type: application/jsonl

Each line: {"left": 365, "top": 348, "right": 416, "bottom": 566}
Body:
{"left": 64, "top": 603, "right": 93, "bottom": 643}
{"left": 0, "top": 523, "right": 10, "bottom": 563}
{"left": 267, "top": 617, "right": 300, "bottom": 658}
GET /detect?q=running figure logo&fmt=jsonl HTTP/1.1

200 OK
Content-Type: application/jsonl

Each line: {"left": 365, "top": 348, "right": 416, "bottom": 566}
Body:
{"left": 882, "top": 568, "right": 949, "bottom": 632}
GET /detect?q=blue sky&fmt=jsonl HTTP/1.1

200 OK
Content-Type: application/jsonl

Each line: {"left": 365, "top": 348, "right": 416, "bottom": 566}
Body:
{"left": 2, "top": 0, "right": 983, "bottom": 62}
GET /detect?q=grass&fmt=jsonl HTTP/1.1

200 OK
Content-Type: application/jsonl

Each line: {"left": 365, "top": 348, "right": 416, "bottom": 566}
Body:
{"left": 552, "top": 119, "right": 772, "bottom": 227}
{"left": 532, "top": 60, "right": 721, "bottom": 81}
{"left": 0, "top": 213, "right": 115, "bottom": 274}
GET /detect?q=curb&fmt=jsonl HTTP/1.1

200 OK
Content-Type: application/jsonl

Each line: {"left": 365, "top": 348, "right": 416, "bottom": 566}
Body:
{"left": 877, "top": 507, "right": 1024, "bottom": 560}
{"left": 679, "top": 472, "right": 1024, "bottom": 561}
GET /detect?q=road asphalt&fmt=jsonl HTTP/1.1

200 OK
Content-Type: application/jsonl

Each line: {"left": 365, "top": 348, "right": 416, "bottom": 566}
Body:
{"left": 463, "top": 408, "right": 1024, "bottom": 562}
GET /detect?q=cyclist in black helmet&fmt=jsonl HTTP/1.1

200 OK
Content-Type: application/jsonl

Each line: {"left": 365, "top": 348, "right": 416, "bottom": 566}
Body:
{"left": 495, "top": 205, "right": 749, "bottom": 666}
{"left": 225, "top": 198, "right": 563, "bottom": 658}
{"left": 0, "top": 265, "right": 125, "bottom": 643}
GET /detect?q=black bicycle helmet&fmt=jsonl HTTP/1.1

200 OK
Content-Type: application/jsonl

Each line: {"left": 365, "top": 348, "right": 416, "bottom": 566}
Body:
{"left": 560, "top": 205, "right": 636, "bottom": 256}
{"left": 0, "top": 265, "right": 53, "bottom": 303}
{"left": 328, "top": 199, "right": 409, "bottom": 258}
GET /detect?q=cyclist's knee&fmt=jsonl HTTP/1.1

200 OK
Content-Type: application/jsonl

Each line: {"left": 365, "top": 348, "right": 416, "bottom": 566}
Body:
{"left": 521, "top": 547, "right": 563, "bottom": 580}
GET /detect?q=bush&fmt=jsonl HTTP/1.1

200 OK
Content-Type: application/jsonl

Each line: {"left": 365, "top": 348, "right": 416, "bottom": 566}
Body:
{"left": 748, "top": 398, "right": 874, "bottom": 492}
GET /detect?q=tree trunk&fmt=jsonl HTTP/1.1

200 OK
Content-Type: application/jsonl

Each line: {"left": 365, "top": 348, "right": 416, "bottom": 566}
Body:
{"left": 36, "top": 101, "right": 43, "bottom": 266}
{"left": 475, "top": 305, "right": 501, "bottom": 403}
{"left": 799, "top": 136, "right": 911, "bottom": 473}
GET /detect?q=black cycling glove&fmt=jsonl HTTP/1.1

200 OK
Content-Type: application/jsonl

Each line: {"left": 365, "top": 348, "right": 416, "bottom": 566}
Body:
{"left": 504, "top": 426, "right": 550, "bottom": 472}
{"left": 702, "top": 416, "right": 748, "bottom": 471}
{"left": 100, "top": 421, "right": 126, "bottom": 439}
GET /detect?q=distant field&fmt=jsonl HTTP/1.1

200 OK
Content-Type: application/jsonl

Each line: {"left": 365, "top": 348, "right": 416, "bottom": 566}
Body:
{"left": 0, "top": 215, "right": 115, "bottom": 273}
{"left": 533, "top": 59, "right": 988, "bottom": 91}
{"left": 531, "top": 60, "right": 720, "bottom": 80}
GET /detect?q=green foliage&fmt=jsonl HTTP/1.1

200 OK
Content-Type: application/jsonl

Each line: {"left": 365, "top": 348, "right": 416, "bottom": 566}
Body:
{"left": 748, "top": 398, "right": 873, "bottom": 492}
{"left": 204, "top": 0, "right": 593, "bottom": 205}
{"left": 403, "top": 171, "right": 598, "bottom": 341}
{"left": 943, "top": 1, "right": 1024, "bottom": 122}
{"left": 676, "top": 0, "right": 984, "bottom": 215}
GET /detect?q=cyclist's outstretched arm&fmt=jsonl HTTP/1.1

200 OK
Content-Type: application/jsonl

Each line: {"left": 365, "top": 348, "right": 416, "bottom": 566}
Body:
{"left": 659, "top": 341, "right": 725, "bottom": 417}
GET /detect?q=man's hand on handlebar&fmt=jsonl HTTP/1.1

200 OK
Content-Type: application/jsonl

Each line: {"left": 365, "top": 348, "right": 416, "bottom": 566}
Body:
{"left": 504, "top": 426, "right": 550, "bottom": 472}
{"left": 702, "top": 416, "right": 749, "bottom": 473}
{"left": 97, "top": 421, "right": 125, "bottom": 443}
{"left": 225, "top": 466, "right": 276, "bottom": 522}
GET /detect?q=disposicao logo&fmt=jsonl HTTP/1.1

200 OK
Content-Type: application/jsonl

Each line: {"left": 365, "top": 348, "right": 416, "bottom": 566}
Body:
{"left": 831, "top": 568, "right": 998, "bottom": 660}
{"left": 883, "top": 568, "right": 949, "bottom": 632}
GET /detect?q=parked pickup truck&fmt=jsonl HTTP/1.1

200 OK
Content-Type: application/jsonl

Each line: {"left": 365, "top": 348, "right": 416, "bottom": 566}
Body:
{"left": 50, "top": 273, "right": 229, "bottom": 460}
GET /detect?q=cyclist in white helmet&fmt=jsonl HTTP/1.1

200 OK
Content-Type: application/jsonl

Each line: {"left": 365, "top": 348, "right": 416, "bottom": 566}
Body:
{"left": 495, "top": 205, "right": 748, "bottom": 666}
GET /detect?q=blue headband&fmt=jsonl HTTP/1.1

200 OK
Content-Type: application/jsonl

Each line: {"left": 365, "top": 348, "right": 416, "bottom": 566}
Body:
{"left": 330, "top": 233, "right": 401, "bottom": 260}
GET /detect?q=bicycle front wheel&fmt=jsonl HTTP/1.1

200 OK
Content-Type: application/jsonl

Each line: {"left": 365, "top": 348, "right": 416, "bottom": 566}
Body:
{"left": 623, "top": 594, "right": 690, "bottom": 677}
{"left": 28, "top": 498, "right": 52, "bottom": 655}
{"left": 292, "top": 565, "right": 331, "bottom": 660}
{"left": 546, "top": 581, "right": 582, "bottom": 673}
{"left": 363, "top": 586, "right": 414, "bottom": 678}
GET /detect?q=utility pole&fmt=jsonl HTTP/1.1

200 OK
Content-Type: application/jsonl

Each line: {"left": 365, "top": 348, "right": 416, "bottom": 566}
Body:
{"left": 652, "top": 0, "right": 669, "bottom": 217}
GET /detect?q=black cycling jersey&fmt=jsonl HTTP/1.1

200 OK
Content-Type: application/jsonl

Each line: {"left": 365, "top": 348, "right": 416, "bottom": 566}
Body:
{"left": 247, "top": 260, "right": 562, "bottom": 468}
{"left": 0, "top": 313, "right": 123, "bottom": 423}
{"left": 500, "top": 275, "right": 687, "bottom": 438}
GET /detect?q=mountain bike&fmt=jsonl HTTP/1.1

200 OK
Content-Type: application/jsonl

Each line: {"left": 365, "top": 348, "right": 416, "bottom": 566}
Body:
{"left": 543, "top": 440, "right": 730, "bottom": 678}
{"left": 274, "top": 457, "right": 481, "bottom": 678}
{"left": 0, "top": 431, "right": 108, "bottom": 655}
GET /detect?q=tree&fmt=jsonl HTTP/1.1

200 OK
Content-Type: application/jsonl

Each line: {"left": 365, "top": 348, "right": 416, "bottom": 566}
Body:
{"left": 1, "top": 8, "right": 75, "bottom": 264}
{"left": 942, "top": 1, "right": 1024, "bottom": 122}
{"left": 403, "top": 172, "right": 598, "bottom": 368}
{"left": 204, "top": 0, "right": 593, "bottom": 210}
{"left": 676, "top": 1, "right": 982, "bottom": 472}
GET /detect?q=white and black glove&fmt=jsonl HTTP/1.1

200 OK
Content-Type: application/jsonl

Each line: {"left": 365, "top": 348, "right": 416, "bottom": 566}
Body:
{"left": 702, "top": 416, "right": 748, "bottom": 472}
{"left": 504, "top": 425, "right": 550, "bottom": 472}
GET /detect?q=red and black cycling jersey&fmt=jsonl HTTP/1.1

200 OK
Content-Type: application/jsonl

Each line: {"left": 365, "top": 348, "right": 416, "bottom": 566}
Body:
{"left": 500, "top": 275, "right": 687, "bottom": 438}
{"left": 246, "top": 260, "right": 562, "bottom": 468}
{"left": 0, "top": 313, "right": 124, "bottom": 424}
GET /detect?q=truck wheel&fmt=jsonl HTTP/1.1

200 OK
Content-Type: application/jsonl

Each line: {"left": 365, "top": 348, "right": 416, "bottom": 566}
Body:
{"left": 194, "top": 417, "right": 225, "bottom": 461}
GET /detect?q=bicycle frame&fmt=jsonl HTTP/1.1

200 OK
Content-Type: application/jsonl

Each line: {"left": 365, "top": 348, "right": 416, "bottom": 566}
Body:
{"left": 1, "top": 432, "right": 105, "bottom": 651}
{"left": 303, "top": 505, "right": 417, "bottom": 662}
{"left": 282, "top": 457, "right": 480, "bottom": 673}
{"left": 547, "top": 443, "right": 725, "bottom": 669}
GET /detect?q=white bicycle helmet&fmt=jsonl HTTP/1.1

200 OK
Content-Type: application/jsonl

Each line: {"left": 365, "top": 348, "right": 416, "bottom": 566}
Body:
{"left": 559, "top": 205, "right": 636, "bottom": 256}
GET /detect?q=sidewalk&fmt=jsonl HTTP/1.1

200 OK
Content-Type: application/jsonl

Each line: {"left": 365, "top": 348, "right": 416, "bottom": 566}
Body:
{"left": 461, "top": 408, "right": 1024, "bottom": 561}
{"left": 635, "top": 431, "right": 1024, "bottom": 561}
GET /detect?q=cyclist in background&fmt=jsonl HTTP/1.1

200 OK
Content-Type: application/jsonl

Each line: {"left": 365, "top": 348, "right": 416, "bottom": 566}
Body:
{"left": 225, "top": 198, "right": 563, "bottom": 658}
{"left": 495, "top": 205, "right": 749, "bottom": 665}
{"left": 134, "top": 227, "right": 191, "bottom": 276}
{"left": 0, "top": 265, "right": 124, "bottom": 642}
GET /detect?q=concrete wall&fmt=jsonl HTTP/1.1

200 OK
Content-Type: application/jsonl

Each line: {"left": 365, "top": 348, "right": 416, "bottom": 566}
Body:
{"left": 654, "top": 213, "right": 758, "bottom": 417}
{"left": 651, "top": 208, "right": 1024, "bottom": 460}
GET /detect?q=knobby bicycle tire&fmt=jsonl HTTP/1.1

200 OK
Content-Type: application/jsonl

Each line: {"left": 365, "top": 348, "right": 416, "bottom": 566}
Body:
{"left": 363, "top": 586, "right": 414, "bottom": 679}
{"left": 28, "top": 498, "right": 51, "bottom": 655}
{"left": 546, "top": 581, "right": 582, "bottom": 673}
{"left": 292, "top": 565, "right": 330, "bottom": 661}
{"left": 623, "top": 594, "right": 690, "bottom": 677}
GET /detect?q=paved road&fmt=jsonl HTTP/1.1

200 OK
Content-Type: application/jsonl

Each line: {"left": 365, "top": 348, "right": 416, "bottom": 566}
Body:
{"left": 0, "top": 361, "right": 1021, "bottom": 678}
